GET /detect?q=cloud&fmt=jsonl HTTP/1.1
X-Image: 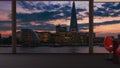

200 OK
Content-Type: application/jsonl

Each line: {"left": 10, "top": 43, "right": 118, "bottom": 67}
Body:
{"left": 102, "top": 3, "right": 120, "bottom": 10}
{"left": 17, "top": 1, "right": 87, "bottom": 23}
{"left": 77, "top": 20, "right": 120, "bottom": 31}
{"left": 17, "top": 1, "right": 86, "bottom": 12}
{"left": 0, "top": 21, "right": 11, "bottom": 31}
{"left": 94, "top": 2, "right": 120, "bottom": 17}
{"left": 17, "top": 21, "right": 56, "bottom": 31}
{"left": 0, "top": 1, "right": 11, "bottom": 12}
{"left": 17, "top": 1, "right": 36, "bottom": 10}
{"left": 0, "top": 1, "right": 11, "bottom": 21}
{"left": 94, "top": 20, "right": 120, "bottom": 26}
{"left": 17, "top": 11, "right": 64, "bottom": 22}
{"left": 0, "top": 12, "right": 11, "bottom": 21}
{"left": 16, "top": 2, "right": 120, "bottom": 32}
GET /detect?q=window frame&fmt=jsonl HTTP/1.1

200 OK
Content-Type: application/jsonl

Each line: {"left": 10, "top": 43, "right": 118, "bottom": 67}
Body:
{"left": 0, "top": 0, "right": 94, "bottom": 54}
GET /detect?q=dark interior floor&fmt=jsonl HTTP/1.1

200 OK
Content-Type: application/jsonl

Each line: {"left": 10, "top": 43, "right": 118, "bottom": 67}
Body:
{"left": 0, "top": 54, "right": 120, "bottom": 68}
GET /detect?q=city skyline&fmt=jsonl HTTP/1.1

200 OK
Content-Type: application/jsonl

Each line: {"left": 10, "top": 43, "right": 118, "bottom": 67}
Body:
{"left": 0, "top": 1, "right": 120, "bottom": 38}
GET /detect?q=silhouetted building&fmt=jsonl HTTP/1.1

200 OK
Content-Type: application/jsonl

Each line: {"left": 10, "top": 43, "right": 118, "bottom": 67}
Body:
{"left": 0, "top": 34, "right": 1, "bottom": 44}
{"left": 16, "top": 31, "right": 21, "bottom": 44}
{"left": 0, "top": 34, "right": 1, "bottom": 39}
{"left": 69, "top": 2, "right": 78, "bottom": 32}
{"left": 21, "top": 29, "right": 40, "bottom": 46}
{"left": 118, "top": 34, "right": 120, "bottom": 39}
{"left": 56, "top": 25, "right": 67, "bottom": 33}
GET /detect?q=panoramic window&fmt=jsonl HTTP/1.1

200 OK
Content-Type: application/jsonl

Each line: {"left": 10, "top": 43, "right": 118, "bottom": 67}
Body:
{"left": 0, "top": 1, "right": 12, "bottom": 53}
{"left": 93, "top": 2, "right": 120, "bottom": 53}
{"left": 16, "top": 1, "right": 89, "bottom": 53}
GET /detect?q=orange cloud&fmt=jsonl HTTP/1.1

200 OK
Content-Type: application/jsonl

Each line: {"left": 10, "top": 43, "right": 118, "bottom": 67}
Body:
{"left": 94, "top": 23, "right": 120, "bottom": 38}
{"left": 30, "top": 21, "right": 41, "bottom": 26}
{"left": 48, "top": 17, "right": 89, "bottom": 26}
{"left": 48, "top": 19, "right": 70, "bottom": 25}
{"left": 35, "top": 30, "right": 56, "bottom": 33}
{"left": 0, "top": 13, "right": 10, "bottom": 21}
{"left": 94, "top": 16, "right": 120, "bottom": 23}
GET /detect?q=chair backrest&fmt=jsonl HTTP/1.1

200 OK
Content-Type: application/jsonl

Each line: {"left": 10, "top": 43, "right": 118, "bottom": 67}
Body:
{"left": 104, "top": 36, "right": 113, "bottom": 53}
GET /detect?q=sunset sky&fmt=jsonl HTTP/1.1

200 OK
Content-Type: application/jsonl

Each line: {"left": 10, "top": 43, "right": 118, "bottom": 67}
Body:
{"left": 0, "top": 1, "right": 120, "bottom": 38}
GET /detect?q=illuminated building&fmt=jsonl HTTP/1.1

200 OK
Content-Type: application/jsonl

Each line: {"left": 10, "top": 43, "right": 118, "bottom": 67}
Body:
{"left": 55, "top": 32, "right": 69, "bottom": 43}
{"left": 54, "top": 32, "right": 89, "bottom": 45}
{"left": 37, "top": 32, "right": 51, "bottom": 43}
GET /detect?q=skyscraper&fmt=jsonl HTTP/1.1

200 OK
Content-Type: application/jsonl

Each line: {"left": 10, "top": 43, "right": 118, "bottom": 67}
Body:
{"left": 69, "top": 1, "right": 78, "bottom": 32}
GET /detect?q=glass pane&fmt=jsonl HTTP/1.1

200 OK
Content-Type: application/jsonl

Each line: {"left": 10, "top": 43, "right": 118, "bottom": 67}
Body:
{"left": 94, "top": 2, "right": 120, "bottom": 53}
{"left": 16, "top": 1, "right": 89, "bottom": 53}
{"left": 0, "top": 1, "right": 12, "bottom": 53}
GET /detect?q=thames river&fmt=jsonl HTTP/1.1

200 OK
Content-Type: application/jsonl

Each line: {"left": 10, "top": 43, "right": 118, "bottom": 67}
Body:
{"left": 0, "top": 46, "right": 109, "bottom": 53}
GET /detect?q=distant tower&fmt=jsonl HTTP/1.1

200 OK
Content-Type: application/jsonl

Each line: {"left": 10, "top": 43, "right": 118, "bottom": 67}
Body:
{"left": 69, "top": 1, "right": 78, "bottom": 32}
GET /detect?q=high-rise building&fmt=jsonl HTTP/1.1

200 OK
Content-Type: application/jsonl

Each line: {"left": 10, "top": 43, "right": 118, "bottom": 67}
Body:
{"left": 56, "top": 25, "right": 67, "bottom": 33}
{"left": 37, "top": 32, "right": 51, "bottom": 43}
{"left": 69, "top": 2, "right": 78, "bottom": 32}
